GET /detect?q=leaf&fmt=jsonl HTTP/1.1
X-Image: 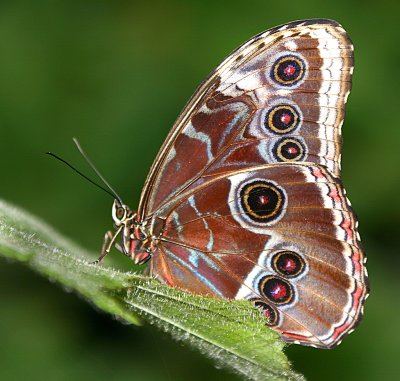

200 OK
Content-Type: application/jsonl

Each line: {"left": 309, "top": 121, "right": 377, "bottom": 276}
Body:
{"left": 0, "top": 199, "right": 304, "bottom": 381}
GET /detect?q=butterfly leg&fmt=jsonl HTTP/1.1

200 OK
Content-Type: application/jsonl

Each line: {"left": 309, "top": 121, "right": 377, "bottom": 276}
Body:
{"left": 92, "top": 227, "right": 123, "bottom": 264}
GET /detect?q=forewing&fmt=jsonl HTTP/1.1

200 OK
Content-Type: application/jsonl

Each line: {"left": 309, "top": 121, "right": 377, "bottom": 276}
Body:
{"left": 139, "top": 19, "right": 353, "bottom": 219}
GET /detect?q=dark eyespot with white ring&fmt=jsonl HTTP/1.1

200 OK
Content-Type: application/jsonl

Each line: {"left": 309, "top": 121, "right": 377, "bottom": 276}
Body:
{"left": 272, "top": 137, "right": 306, "bottom": 162}
{"left": 240, "top": 180, "right": 286, "bottom": 224}
{"left": 272, "top": 251, "right": 306, "bottom": 278}
{"left": 264, "top": 104, "right": 301, "bottom": 134}
{"left": 250, "top": 298, "right": 279, "bottom": 326}
{"left": 259, "top": 275, "right": 294, "bottom": 305}
{"left": 271, "top": 55, "right": 306, "bottom": 86}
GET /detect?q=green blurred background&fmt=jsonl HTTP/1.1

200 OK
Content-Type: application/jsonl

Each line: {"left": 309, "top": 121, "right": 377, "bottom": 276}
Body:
{"left": 0, "top": 1, "right": 399, "bottom": 380}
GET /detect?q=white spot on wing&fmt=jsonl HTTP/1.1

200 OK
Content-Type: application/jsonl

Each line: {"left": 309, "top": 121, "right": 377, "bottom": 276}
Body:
{"left": 284, "top": 40, "right": 297, "bottom": 51}
{"left": 182, "top": 122, "right": 213, "bottom": 160}
{"left": 188, "top": 195, "right": 214, "bottom": 251}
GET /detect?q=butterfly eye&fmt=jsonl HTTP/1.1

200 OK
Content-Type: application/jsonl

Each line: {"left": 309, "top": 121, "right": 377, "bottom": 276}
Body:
{"left": 116, "top": 207, "right": 125, "bottom": 220}
{"left": 271, "top": 55, "right": 305, "bottom": 86}
{"left": 265, "top": 105, "right": 300, "bottom": 134}
{"left": 272, "top": 137, "right": 306, "bottom": 162}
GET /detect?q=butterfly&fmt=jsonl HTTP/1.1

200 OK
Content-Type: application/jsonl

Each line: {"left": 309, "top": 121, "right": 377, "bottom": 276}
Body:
{"left": 99, "top": 19, "right": 369, "bottom": 349}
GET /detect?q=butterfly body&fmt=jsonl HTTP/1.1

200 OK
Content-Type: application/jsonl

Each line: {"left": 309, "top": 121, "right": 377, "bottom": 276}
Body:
{"left": 108, "top": 19, "right": 368, "bottom": 349}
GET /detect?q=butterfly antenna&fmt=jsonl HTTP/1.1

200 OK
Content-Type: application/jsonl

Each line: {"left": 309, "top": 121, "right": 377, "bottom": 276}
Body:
{"left": 72, "top": 138, "right": 123, "bottom": 204}
{"left": 46, "top": 152, "right": 118, "bottom": 201}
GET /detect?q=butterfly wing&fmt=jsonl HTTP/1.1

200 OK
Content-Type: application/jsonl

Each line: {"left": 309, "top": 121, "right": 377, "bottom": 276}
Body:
{"left": 150, "top": 163, "right": 368, "bottom": 348}
{"left": 137, "top": 19, "right": 367, "bottom": 348}
{"left": 138, "top": 19, "right": 353, "bottom": 219}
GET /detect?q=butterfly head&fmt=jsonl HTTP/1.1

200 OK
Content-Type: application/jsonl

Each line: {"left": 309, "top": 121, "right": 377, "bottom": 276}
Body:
{"left": 111, "top": 199, "right": 154, "bottom": 265}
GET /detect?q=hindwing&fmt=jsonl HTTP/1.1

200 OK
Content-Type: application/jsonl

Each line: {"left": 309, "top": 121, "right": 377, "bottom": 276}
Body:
{"left": 150, "top": 163, "right": 368, "bottom": 348}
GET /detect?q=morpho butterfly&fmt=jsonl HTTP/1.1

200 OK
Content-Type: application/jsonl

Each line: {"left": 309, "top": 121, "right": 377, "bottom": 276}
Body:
{"left": 97, "top": 19, "right": 369, "bottom": 349}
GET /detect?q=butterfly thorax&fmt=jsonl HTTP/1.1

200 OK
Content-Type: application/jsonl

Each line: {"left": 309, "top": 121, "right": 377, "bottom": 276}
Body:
{"left": 112, "top": 200, "right": 162, "bottom": 265}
